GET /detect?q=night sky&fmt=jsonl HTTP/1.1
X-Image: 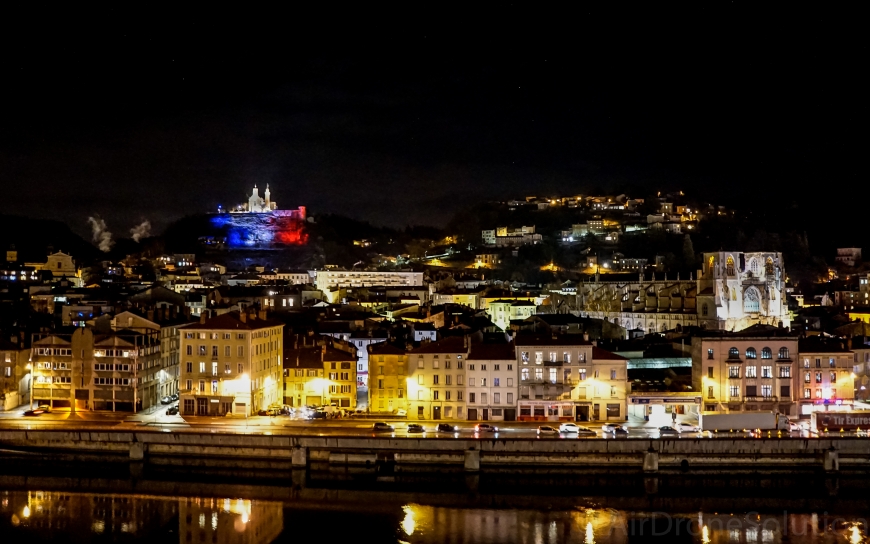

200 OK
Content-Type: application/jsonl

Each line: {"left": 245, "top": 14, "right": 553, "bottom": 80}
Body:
{"left": 0, "top": 6, "right": 865, "bottom": 239}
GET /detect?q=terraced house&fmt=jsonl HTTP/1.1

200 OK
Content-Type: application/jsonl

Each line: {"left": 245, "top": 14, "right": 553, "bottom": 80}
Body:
{"left": 30, "top": 327, "right": 161, "bottom": 412}
{"left": 514, "top": 334, "right": 628, "bottom": 422}
{"left": 407, "top": 336, "right": 470, "bottom": 420}
{"left": 179, "top": 310, "right": 283, "bottom": 417}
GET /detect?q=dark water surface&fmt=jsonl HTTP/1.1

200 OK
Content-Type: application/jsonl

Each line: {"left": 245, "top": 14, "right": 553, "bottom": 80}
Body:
{"left": 1, "top": 486, "right": 868, "bottom": 543}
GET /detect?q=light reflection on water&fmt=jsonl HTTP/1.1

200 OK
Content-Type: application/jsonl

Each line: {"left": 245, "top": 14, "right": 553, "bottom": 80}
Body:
{"left": 0, "top": 489, "right": 868, "bottom": 543}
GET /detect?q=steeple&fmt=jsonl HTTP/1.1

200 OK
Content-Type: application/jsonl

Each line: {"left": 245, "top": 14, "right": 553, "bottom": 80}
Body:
{"left": 265, "top": 184, "right": 271, "bottom": 206}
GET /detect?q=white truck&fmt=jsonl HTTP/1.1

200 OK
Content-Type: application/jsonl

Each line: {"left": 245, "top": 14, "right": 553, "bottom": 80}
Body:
{"left": 699, "top": 411, "right": 790, "bottom": 432}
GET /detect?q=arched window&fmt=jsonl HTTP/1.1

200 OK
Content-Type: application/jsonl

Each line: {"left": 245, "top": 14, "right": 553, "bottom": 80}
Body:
{"left": 746, "top": 347, "right": 757, "bottom": 359}
{"left": 744, "top": 287, "right": 760, "bottom": 312}
{"left": 708, "top": 256, "right": 715, "bottom": 274}
{"left": 728, "top": 347, "right": 740, "bottom": 359}
{"left": 749, "top": 258, "right": 760, "bottom": 276}
{"left": 778, "top": 347, "right": 790, "bottom": 360}
{"left": 726, "top": 256, "right": 735, "bottom": 276}
{"left": 765, "top": 257, "right": 774, "bottom": 276}
{"left": 761, "top": 347, "right": 772, "bottom": 359}
{"left": 701, "top": 303, "right": 709, "bottom": 316}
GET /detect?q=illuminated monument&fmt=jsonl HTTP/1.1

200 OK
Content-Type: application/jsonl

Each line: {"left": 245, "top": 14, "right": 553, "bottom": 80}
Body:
{"left": 211, "top": 185, "right": 307, "bottom": 248}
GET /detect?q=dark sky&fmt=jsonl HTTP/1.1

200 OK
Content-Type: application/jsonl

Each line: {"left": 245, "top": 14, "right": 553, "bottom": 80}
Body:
{"left": 0, "top": 5, "right": 865, "bottom": 240}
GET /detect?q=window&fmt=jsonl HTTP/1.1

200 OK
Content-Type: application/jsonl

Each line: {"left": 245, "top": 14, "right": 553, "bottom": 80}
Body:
{"left": 457, "top": 375, "right": 464, "bottom": 385}
{"left": 707, "top": 348, "right": 714, "bottom": 360}
{"left": 778, "top": 347, "right": 790, "bottom": 360}
{"left": 728, "top": 366, "right": 740, "bottom": 378}
{"left": 224, "top": 346, "right": 230, "bottom": 357}
{"left": 493, "top": 377, "right": 500, "bottom": 387}
{"left": 701, "top": 303, "right": 709, "bottom": 317}
{"left": 535, "top": 368, "right": 543, "bottom": 380}
{"left": 745, "top": 366, "right": 756, "bottom": 378}
{"left": 804, "top": 388, "right": 811, "bottom": 399}
{"left": 493, "top": 392, "right": 500, "bottom": 404}
{"left": 212, "top": 362, "right": 218, "bottom": 376}
{"left": 433, "top": 375, "right": 439, "bottom": 385}
{"left": 469, "top": 392, "right": 476, "bottom": 403}
{"left": 445, "top": 390, "right": 451, "bottom": 401}
{"left": 707, "top": 367, "right": 714, "bottom": 379}
{"left": 746, "top": 348, "right": 757, "bottom": 359}
{"left": 611, "top": 369, "right": 617, "bottom": 380}
{"left": 761, "top": 385, "right": 772, "bottom": 398}
{"left": 340, "top": 372, "right": 349, "bottom": 380}
{"left": 606, "top": 404, "right": 621, "bottom": 418}
{"left": 507, "top": 378, "right": 514, "bottom": 386}
{"left": 433, "top": 359, "right": 439, "bottom": 369}
{"left": 480, "top": 392, "right": 487, "bottom": 404}
{"left": 468, "top": 377, "right": 474, "bottom": 386}
{"left": 212, "top": 346, "right": 218, "bottom": 357}
{"left": 521, "top": 368, "right": 529, "bottom": 380}
{"left": 199, "top": 362, "right": 206, "bottom": 373}
{"left": 803, "top": 358, "right": 810, "bottom": 368}
{"left": 745, "top": 385, "right": 757, "bottom": 397}
{"left": 457, "top": 391, "right": 463, "bottom": 401}
{"left": 186, "top": 345, "right": 192, "bottom": 356}
{"left": 726, "top": 255, "right": 735, "bottom": 275}
{"left": 611, "top": 386, "right": 617, "bottom": 398}
{"left": 829, "top": 358, "right": 836, "bottom": 368}
{"left": 481, "top": 364, "right": 487, "bottom": 371}
{"left": 521, "top": 351, "right": 529, "bottom": 363}
{"left": 507, "top": 364, "right": 513, "bottom": 371}
{"left": 238, "top": 363, "right": 244, "bottom": 374}
{"left": 804, "top": 372, "right": 811, "bottom": 383}
{"left": 237, "top": 346, "right": 244, "bottom": 357}
{"left": 562, "top": 353, "right": 570, "bottom": 364}
{"left": 199, "top": 345, "right": 206, "bottom": 356}
{"left": 761, "top": 366, "right": 772, "bottom": 378}
{"left": 507, "top": 393, "right": 513, "bottom": 404}
{"left": 548, "top": 368, "right": 556, "bottom": 383}
{"left": 417, "top": 359, "right": 424, "bottom": 369}
{"left": 728, "top": 347, "right": 740, "bottom": 359}
{"left": 761, "top": 347, "right": 772, "bottom": 359}
{"left": 815, "top": 372, "right": 822, "bottom": 383}
{"left": 729, "top": 385, "right": 739, "bottom": 398}
{"left": 468, "top": 364, "right": 475, "bottom": 371}
{"left": 815, "top": 388, "right": 822, "bottom": 399}
{"left": 579, "top": 368, "right": 587, "bottom": 381}
{"left": 186, "top": 362, "right": 193, "bottom": 373}
{"left": 780, "top": 385, "right": 790, "bottom": 398}
{"left": 418, "top": 375, "right": 424, "bottom": 385}
{"left": 433, "top": 390, "right": 439, "bottom": 401}
{"left": 779, "top": 366, "right": 791, "bottom": 378}
{"left": 743, "top": 287, "right": 760, "bottom": 312}
{"left": 445, "top": 375, "right": 452, "bottom": 385}
{"left": 707, "top": 386, "right": 714, "bottom": 399}
{"left": 830, "top": 372, "right": 837, "bottom": 383}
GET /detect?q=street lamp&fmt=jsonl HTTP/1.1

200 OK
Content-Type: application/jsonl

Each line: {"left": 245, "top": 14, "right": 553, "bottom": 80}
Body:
{"left": 25, "top": 363, "right": 32, "bottom": 409}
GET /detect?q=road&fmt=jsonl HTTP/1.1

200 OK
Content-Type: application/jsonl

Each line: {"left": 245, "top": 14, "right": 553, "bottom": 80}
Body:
{"left": 0, "top": 403, "right": 827, "bottom": 439}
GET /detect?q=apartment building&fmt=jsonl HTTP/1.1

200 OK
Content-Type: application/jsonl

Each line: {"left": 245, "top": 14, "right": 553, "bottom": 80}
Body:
{"left": 466, "top": 342, "right": 518, "bottom": 421}
{"left": 31, "top": 327, "right": 161, "bottom": 412}
{"left": 283, "top": 335, "right": 357, "bottom": 409}
{"left": 314, "top": 270, "right": 423, "bottom": 302}
{"left": 487, "top": 300, "right": 536, "bottom": 331}
{"left": 514, "top": 335, "right": 628, "bottom": 422}
{"left": 692, "top": 330, "right": 800, "bottom": 416}
{"left": 407, "top": 336, "right": 470, "bottom": 420}
{"left": 797, "top": 337, "right": 856, "bottom": 416}
{"left": 0, "top": 338, "right": 28, "bottom": 410}
{"left": 367, "top": 342, "right": 409, "bottom": 414}
{"left": 179, "top": 310, "right": 284, "bottom": 417}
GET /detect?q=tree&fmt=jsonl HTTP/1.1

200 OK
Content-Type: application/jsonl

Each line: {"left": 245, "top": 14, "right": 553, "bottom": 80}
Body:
{"left": 682, "top": 234, "right": 697, "bottom": 269}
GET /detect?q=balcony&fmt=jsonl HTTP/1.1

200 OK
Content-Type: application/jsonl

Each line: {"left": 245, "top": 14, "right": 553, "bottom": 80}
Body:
{"left": 743, "top": 396, "right": 779, "bottom": 402}
{"left": 520, "top": 378, "right": 577, "bottom": 386}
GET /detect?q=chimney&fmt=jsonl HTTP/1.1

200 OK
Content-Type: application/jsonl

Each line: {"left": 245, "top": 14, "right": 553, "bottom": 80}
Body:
{"left": 199, "top": 312, "right": 206, "bottom": 324}
{"left": 240, "top": 312, "right": 246, "bottom": 323}
{"left": 583, "top": 332, "right": 590, "bottom": 342}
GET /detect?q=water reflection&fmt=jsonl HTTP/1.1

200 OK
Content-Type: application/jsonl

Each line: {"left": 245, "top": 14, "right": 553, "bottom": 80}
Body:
{"left": 0, "top": 488, "right": 868, "bottom": 543}
{"left": 0, "top": 490, "right": 282, "bottom": 543}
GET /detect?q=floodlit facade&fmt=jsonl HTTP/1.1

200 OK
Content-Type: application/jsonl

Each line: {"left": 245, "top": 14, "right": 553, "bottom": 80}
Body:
{"left": 693, "top": 332, "right": 800, "bottom": 416}
{"left": 179, "top": 311, "right": 283, "bottom": 416}
{"left": 407, "top": 336, "right": 470, "bottom": 420}
{"left": 466, "top": 342, "right": 518, "bottom": 421}
{"left": 367, "top": 342, "right": 410, "bottom": 414}
{"left": 514, "top": 335, "right": 628, "bottom": 422}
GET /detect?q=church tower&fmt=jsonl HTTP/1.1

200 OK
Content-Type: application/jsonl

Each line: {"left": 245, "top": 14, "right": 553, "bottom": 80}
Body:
{"left": 265, "top": 184, "right": 271, "bottom": 208}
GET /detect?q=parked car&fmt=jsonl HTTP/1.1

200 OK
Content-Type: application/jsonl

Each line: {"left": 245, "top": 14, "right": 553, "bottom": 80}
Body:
{"left": 436, "top": 423, "right": 458, "bottom": 432}
{"left": 372, "top": 422, "right": 394, "bottom": 432}
{"left": 657, "top": 426, "right": 679, "bottom": 436}
{"left": 789, "top": 419, "right": 810, "bottom": 432}
{"left": 36, "top": 404, "right": 51, "bottom": 413}
{"left": 407, "top": 424, "right": 425, "bottom": 433}
{"left": 474, "top": 423, "right": 499, "bottom": 433}
{"left": 537, "top": 425, "right": 559, "bottom": 435}
{"left": 572, "top": 426, "right": 597, "bottom": 436}
{"left": 166, "top": 406, "right": 179, "bottom": 416}
{"left": 23, "top": 409, "right": 45, "bottom": 416}
{"left": 395, "top": 409, "right": 407, "bottom": 417}
{"left": 170, "top": 393, "right": 179, "bottom": 402}
{"left": 601, "top": 423, "right": 627, "bottom": 433}
{"left": 160, "top": 396, "right": 173, "bottom": 405}
{"left": 674, "top": 422, "right": 699, "bottom": 433}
